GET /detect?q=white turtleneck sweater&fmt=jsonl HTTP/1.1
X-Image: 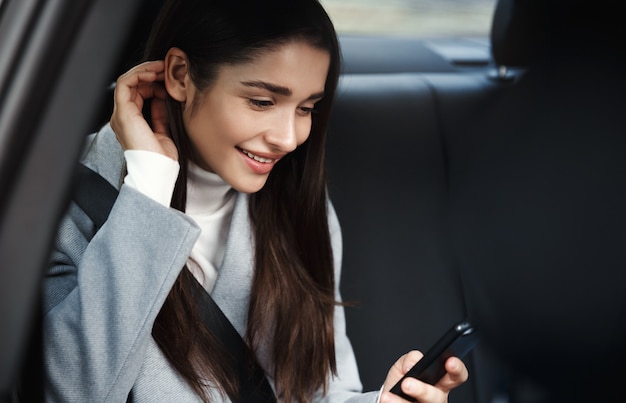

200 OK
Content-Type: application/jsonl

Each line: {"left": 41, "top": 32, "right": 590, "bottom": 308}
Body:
{"left": 123, "top": 150, "right": 236, "bottom": 293}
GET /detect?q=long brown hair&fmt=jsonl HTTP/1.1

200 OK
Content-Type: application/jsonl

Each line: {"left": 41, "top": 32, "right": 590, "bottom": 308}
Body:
{"left": 143, "top": 1, "right": 342, "bottom": 401}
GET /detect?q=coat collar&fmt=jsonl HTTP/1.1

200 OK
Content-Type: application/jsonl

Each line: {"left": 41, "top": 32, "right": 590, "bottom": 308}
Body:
{"left": 211, "top": 192, "right": 254, "bottom": 337}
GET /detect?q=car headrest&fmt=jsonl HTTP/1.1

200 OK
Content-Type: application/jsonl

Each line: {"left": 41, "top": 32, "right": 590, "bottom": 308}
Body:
{"left": 490, "top": 0, "right": 543, "bottom": 67}
{"left": 490, "top": 0, "right": 623, "bottom": 68}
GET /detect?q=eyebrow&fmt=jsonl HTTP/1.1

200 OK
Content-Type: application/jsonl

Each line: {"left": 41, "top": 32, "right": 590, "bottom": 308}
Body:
{"left": 241, "top": 80, "right": 324, "bottom": 100}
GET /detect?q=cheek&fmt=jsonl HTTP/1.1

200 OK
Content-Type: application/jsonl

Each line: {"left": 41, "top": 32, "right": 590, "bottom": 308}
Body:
{"left": 182, "top": 112, "right": 221, "bottom": 170}
{"left": 185, "top": 108, "right": 235, "bottom": 149}
{"left": 296, "top": 119, "right": 313, "bottom": 146}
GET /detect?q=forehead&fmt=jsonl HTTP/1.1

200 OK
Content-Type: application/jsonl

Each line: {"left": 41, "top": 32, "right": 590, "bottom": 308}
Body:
{"left": 215, "top": 41, "right": 331, "bottom": 95}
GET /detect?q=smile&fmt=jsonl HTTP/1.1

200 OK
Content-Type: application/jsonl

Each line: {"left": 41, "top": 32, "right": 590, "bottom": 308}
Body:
{"left": 239, "top": 148, "right": 276, "bottom": 164}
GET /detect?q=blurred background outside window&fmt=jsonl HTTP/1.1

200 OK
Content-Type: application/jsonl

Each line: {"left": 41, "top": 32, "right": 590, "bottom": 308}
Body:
{"left": 320, "top": 0, "right": 496, "bottom": 37}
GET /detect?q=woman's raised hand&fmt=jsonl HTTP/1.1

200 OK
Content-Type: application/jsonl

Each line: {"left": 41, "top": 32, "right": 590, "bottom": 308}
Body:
{"left": 379, "top": 351, "right": 468, "bottom": 403}
{"left": 110, "top": 61, "right": 178, "bottom": 161}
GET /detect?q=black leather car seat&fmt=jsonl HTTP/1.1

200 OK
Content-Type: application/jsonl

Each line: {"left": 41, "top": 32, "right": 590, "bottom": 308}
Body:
{"left": 448, "top": 0, "right": 626, "bottom": 401}
{"left": 326, "top": 51, "right": 506, "bottom": 403}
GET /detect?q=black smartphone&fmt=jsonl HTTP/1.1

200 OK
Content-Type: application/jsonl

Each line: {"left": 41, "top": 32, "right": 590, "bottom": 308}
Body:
{"left": 389, "top": 321, "right": 478, "bottom": 402}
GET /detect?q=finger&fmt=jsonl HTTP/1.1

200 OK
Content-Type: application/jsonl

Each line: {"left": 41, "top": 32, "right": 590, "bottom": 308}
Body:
{"left": 114, "top": 75, "right": 166, "bottom": 123}
{"left": 397, "top": 378, "right": 444, "bottom": 403}
{"left": 385, "top": 351, "right": 424, "bottom": 386}
{"left": 116, "top": 71, "right": 165, "bottom": 102}
{"left": 402, "top": 350, "right": 424, "bottom": 373}
{"left": 379, "top": 390, "right": 410, "bottom": 403}
{"left": 151, "top": 81, "right": 168, "bottom": 100}
{"left": 382, "top": 350, "right": 426, "bottom": 397}
{"left": 118, "top": 69, "right": 164, "bottom": 86}
{"left": 435, "top": 357, "right": 469, "bottom": 393}
{"left": 151, "top": 97, "right": 169, "bottom": 136}
{"left": 115, "top": 61, "right": 165, "bottom": 102}
{"left": 133, "top": 80, "right": 166, "bottom": 104}
{"left": 117, "top": 72, "right": 165, "bottom": 102}
{"left": 117, "top": 60, "right": 165, "bottom": 81}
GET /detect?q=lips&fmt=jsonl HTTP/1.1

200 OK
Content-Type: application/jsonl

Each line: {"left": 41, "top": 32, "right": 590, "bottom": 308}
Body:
{"left": 237, "top": 147, "right": 279, "bottom": 175}
{"left": 239, "top": 148, "right": 276, "bottom": 163}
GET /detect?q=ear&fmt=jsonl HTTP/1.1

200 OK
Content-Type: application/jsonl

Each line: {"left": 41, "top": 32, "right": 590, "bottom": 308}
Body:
{"left": 164, "top": 47, "right": 190, "bottom": 102}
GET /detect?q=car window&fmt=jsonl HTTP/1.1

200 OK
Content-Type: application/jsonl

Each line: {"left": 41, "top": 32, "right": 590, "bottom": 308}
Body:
{"left": 0, "top": 0, "right": 144, "bottom": 398}
{"left": 320, "top": 0, "right": 496, "bottom": 37}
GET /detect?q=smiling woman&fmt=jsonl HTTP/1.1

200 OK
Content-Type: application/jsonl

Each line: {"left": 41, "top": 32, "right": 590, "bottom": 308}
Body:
{"left": 39, "top": 0, "right": 472, "bottom": 402}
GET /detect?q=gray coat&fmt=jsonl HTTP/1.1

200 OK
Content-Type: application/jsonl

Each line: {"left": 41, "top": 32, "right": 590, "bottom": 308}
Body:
{"left": 43, "top": 125, "right": 378, "bottom": 402}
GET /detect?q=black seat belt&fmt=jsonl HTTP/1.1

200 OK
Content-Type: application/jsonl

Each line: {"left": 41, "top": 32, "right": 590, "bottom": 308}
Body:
{"left": 73, "top": 163, "right": 277, "bottom": 403}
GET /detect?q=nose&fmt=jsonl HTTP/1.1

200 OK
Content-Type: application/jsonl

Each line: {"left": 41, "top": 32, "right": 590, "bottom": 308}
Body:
{"left": 264, "top": 110, "right": 301, "bottom": 153}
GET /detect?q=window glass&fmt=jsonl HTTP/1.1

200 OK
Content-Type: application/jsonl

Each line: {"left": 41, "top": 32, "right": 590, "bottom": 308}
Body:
{"left": 320, "top": 0, "right": 497, "bottom": 37}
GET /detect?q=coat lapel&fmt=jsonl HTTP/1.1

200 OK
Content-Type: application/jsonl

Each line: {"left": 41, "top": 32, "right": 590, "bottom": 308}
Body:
{"left": 211, "top": 192, "right": 254, "bottom": 337}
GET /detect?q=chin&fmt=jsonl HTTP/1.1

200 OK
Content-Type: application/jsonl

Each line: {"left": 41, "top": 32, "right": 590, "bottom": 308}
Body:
{"left": 230, "top": 177, "right": 269, "bottom": 194}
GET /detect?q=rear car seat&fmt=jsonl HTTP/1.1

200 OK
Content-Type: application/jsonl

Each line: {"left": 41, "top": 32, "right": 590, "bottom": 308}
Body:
{"left": 447, "top": 0, "right": 626, "bottom": 401}
{"left": 326, "top": 48, "right": 509, "bottom": 403}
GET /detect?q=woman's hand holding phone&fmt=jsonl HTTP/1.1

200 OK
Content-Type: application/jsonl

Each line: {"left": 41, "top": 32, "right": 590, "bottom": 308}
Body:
{"left": 378, "top": 321, "right": 476, "bottom": 402}
{"left": 110, "top": 61, "right": 178, "bottom": 161}
{"left": 379, "top": 352, "right": 468, "bottom": 403}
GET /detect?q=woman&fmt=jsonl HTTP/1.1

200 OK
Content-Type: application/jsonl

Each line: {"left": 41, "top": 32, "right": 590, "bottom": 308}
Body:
{"left": 44, "top": 0, "right": 468, "bottom": 401}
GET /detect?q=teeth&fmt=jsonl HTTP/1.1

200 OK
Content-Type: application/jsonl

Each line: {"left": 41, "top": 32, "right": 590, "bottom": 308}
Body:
{"left": 242, "top": 149, "right": 274, "bottom": 163}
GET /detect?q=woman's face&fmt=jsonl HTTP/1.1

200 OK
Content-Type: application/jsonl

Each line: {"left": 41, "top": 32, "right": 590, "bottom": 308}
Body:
{"left": 182, "top": 41, "right": 330, "bottom": 193}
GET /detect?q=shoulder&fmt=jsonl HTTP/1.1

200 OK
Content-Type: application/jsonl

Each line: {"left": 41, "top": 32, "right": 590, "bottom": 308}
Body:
{"left": 327, "top": 199, "right": 341, "bottom": 236}
{"left": 80, "top": 123, "right": 125, "bottom": 190}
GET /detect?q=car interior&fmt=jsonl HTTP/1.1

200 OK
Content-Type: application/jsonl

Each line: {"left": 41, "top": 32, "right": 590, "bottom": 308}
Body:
{"left": 1, "top": 0, "right": 625, "bottom": 402}
{"left": 330, "top": 1, "right": 626, "bottom": 402}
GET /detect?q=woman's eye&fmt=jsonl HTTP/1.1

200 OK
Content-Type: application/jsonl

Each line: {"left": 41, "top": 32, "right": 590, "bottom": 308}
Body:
{"left": 299, "top": 106, "right": 318, "bottom": 116}
{"left": 249, "top": 99, "right": 274, "bottom": 109}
